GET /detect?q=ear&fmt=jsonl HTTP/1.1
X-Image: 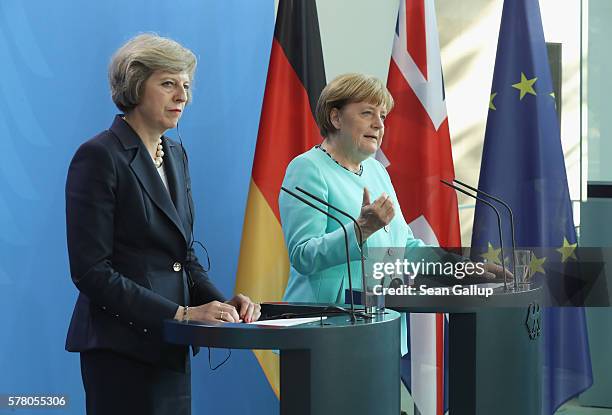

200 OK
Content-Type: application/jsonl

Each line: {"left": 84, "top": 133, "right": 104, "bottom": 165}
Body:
{"left": 330, "top": 107, "right": 342, "bottom": 130}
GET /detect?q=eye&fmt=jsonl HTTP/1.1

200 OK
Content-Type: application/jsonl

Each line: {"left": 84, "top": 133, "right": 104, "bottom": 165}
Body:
{"left": 380, "top": 114, "right": 387, "bottom": 121}
{"left": 183, "top": 83, "right": 190, "bottom": 90}
{"left": 162, "top": 80, "right": 174, "bottom": 87}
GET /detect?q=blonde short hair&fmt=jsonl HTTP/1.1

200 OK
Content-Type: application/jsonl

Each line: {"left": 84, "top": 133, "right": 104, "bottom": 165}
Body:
{"left": 109, "top": 33, "right": 197, "bottom": 112}
{"left": 315, "top": 73, "right": 394, "bottom": 137}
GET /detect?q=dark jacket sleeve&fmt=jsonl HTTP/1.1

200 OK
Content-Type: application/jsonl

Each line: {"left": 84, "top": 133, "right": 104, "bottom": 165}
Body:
{"left": 66, "top": 140, "right": 179, "bottom": 335}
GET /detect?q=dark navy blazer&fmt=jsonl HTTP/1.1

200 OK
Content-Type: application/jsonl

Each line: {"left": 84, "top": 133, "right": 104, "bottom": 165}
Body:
{"left": 65, "top": 115, "right": 224, "bottom": 367}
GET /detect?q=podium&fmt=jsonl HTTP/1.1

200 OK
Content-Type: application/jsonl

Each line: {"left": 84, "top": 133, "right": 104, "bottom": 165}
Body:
{"left": 350, "top": 284, "right": 543, "bottom": 414}
{"left": 164, "top": 304, "right": 401, "bottom": 415}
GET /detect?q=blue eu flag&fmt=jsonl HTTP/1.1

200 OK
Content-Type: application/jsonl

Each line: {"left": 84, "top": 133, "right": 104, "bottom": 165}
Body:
{"left": 471, "top": 0, "right": 593, "bottom": 413}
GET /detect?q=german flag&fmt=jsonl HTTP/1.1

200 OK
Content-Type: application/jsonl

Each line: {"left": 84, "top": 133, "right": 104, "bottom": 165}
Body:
{"left": 234, "top": 0, "right": 326, "bottom": 397}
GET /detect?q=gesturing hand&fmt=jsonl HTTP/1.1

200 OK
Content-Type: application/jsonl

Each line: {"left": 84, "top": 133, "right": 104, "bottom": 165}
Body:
{"left": 356, "top": 187, "right": 395, "bottom": 242}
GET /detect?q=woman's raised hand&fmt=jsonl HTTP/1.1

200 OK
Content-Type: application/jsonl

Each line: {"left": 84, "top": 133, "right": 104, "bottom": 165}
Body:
{"left": 356, "top": 187, "right": 395, "bottom": 242}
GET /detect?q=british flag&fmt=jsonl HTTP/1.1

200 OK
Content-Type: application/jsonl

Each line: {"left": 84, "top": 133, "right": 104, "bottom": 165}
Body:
{"left": 381, "top": 1, "right": 460, "bottom": 414}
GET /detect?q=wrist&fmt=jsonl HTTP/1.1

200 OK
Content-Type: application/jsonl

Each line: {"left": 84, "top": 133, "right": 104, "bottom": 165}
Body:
{"left": 174, "top": 306, "right": 183, "bottom": 321}
{"left": 174, "top": 306, "right": 190, "bottom": 321}
{"left": 355, "top": 219, "right": 371, "bottom": 243}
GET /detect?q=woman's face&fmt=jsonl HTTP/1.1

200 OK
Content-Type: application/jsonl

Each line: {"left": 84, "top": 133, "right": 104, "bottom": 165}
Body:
{"left": 331, "top": 101, "right": 387, "bottom": 159}
{"left": 133, "top": 70, "right": 190, "bottom": 133}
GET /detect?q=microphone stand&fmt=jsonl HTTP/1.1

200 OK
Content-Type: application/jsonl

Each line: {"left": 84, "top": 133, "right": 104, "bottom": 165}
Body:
{"left": 440, "top": 180, "right": 510, "bottom": 291}
{"left": 453, "top": 179, "right": 518, "bottom": 290}
{"left": 295, "top": 186, "right": 374, "bottom": 316}
{"left": 280, "top": 186, "right": 368, "bottom": 322}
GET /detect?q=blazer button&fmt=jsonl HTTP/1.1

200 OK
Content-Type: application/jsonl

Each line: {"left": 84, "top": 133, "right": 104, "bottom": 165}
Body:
{"left": 129, "top": 322, "right": 134, "bottom": 326}
{"left": 173, "top": 262, "right": 182, "bottom": 272}
{"left": 143, "top": 328, "right": 148, "bottom": 334}
{"left": 387, "top": 248, "right": 395, "bottom": 256}
{"left": 101, "top": 306, "right": 107, "bottom": 311}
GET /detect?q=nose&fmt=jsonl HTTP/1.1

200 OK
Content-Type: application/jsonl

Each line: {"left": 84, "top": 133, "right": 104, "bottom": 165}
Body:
{"left": 175, "top": 85, "right": 187, "bottom": 103}
{"left": 372, "top": 114, "right": 384, "bottom": 129}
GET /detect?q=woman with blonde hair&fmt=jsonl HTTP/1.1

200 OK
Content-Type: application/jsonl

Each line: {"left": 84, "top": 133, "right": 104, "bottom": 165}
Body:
{"left": 279, "top": 73, "right": 507, "bottom": 354}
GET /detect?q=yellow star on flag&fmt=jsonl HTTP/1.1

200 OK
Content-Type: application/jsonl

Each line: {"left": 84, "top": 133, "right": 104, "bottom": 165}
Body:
{"left": 512, "top": 72, "right": 537, "bottom": 100}
{"left": 528, "top": 254, "right": 546, "bottom": 278}
{"left": 549, "top": 92, "right": 555, "bottom": 99}
{"left": 557, "top": 237, "right": 577, "bottom": 262}
{"left": 489, "top": 92, "right": 497, "bottom": 110}
{"left": 481, "top": 242, "right": 502, "bottom": 265}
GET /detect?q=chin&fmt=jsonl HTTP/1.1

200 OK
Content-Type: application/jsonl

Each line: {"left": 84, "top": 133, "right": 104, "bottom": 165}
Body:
{"left": 357, "top": 149, "right": 377, "bottom": 161}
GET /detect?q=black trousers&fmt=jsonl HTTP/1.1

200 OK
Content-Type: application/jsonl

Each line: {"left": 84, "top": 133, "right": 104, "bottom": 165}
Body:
{"left": 80, "top": 349, "right": 191, "bottom": 415}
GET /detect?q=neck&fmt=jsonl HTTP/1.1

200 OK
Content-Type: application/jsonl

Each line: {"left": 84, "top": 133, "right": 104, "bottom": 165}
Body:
{"left": 322, "top": 137, "right": 364, "bottom": 171}
{"left": 123, "top": 112, "right": 163, "bottom": 157}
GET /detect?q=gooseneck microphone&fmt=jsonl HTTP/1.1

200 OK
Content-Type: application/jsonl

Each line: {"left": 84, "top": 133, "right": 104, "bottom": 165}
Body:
{"left": 440, "top": 180, "right": 510, "bottom": 290}
{"left": 294, "top": 186, "right": 370, "bottom": 314}
{"left": 453, "top": 178, "right": 518, "bottom": 290}
{"left": 280, "top": 186, "right": 367, "bottom": 322}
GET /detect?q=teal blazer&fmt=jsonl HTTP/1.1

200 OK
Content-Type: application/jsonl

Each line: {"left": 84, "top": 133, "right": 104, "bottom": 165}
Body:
{"left": 279, "top": 147, "right": 433, "bottom": 355}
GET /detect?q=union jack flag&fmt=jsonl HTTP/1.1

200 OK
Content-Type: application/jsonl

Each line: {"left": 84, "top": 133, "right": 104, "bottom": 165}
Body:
{"left": 382, "top": 1, "right": 460, "bottom": 414}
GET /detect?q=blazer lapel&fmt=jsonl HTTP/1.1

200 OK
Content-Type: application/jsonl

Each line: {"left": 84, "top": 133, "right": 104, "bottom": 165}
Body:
{"left": 110, "top": 116, "right": 188, "bottom": 243}
{"left": 162, "top": 139, "right": 192, "bottom": 243}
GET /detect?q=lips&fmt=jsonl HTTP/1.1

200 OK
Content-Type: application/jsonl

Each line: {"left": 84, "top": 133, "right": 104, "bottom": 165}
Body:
{"left": 168, "top": 109, "right": 182, "bottom": 113}
{"left": 363, "top": 135, "right": 378, "bottom": 140}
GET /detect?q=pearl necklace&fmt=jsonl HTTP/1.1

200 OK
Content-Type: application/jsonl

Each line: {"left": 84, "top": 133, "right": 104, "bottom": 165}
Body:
{"left": 121, "top": 116, "right": 164, "bottom": 168}
{"left": 154, "top": 138, "right": 164, "bottom": 168}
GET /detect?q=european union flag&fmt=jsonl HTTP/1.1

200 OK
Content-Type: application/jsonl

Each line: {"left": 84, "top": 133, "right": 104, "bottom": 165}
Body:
{"left": 471, "top": 0, "right": 593, "bottom": 413}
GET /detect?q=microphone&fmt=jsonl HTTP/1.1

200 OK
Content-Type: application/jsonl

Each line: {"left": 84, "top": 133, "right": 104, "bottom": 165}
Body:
{"left": 440, "top": 180, "right": 510, "bottom": 290}
{"left": 294, "top": 186, "right": 372, "bottom": 314}
{"left": 453, "top": 179, "right": 518, "bottom": 290}
{"left": 280, "top": 186, "right": 368, "bottom": 322}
